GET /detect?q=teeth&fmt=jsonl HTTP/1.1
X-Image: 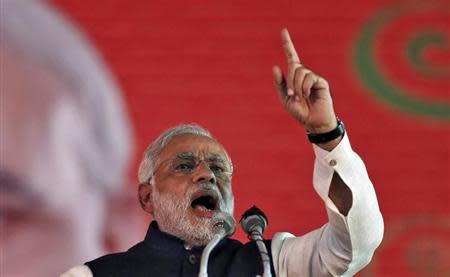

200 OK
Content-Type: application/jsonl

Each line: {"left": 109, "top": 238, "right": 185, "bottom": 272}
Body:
{"left": 192, "top": 203, "right": 213, "bottom": 211}
{"left": 193, "top": 205, "right": 209, "bottom": 212}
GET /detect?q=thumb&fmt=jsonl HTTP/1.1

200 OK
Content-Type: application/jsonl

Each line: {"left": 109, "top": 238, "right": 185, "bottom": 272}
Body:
{"left": 272, "top": 65, "right": 288, "bottom": 102}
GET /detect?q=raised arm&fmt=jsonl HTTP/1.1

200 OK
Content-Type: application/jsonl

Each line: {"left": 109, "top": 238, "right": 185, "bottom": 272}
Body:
{"left": 271, "top": 28, "right": 384, "bottom": 276}
{"left": 273, "top": 28, "right": 352, "bottom": 213}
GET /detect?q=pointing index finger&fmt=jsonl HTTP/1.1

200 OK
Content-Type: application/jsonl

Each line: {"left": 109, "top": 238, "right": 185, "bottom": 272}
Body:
{"left": 281, "top": 28, "right": 301, "bottom": 64}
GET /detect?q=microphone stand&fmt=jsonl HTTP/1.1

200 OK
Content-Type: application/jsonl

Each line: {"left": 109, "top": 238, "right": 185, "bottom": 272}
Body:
{"left": 199, "top": 213, "right": 235, "bottom": 277}
{"left": 249, "top": 228, "right": 271, "bottom": 277}
{"left": 240, "top": 206, "right": 272, "bottom": 277}
{"left": 198, "top": 228, "right": 226, "bottom": 277}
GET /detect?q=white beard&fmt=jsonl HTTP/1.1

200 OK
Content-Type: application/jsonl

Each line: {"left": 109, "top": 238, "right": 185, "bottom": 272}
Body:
{"left": 151, "top": 183, "right": 234, "bottom": 247}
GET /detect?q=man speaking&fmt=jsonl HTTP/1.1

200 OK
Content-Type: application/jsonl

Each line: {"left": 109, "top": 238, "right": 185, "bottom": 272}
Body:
{"left": 62, "top": 29, "right": 383, "bottom": 277}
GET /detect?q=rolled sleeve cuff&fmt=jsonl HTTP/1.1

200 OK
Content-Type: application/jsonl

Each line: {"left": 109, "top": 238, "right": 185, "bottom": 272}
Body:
{"left": 312, "top": 133, "right": 354, "bottom": 215}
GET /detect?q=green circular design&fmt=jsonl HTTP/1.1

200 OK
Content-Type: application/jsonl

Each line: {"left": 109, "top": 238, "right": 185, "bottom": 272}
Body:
{"left": 354, "top": 2, "right": 450, "bottom": 120}
{"left": 407, "top": 31, "right": 449, "bottom": 78}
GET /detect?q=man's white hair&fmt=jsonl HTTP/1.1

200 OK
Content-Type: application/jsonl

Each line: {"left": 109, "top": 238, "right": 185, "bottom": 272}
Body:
{"left": 138, "top": 124, "right": 231, "bottom": 183}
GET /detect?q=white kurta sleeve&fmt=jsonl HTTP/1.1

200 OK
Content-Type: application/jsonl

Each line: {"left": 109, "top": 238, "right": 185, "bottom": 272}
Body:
{"left": 271, "top": 133, "right": 384, "bottom": 277}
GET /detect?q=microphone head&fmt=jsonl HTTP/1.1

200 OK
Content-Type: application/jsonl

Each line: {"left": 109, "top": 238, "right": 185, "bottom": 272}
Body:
{"left": 239, "top": 205, "right": 268, "bottom": 235}
{"left": 212, "top": 212, "right": 236, "bottom": 236}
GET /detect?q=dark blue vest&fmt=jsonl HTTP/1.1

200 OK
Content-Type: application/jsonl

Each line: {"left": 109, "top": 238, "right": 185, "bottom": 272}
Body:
{"left": 86, "top": 221, "right": 275, "bottom": 277}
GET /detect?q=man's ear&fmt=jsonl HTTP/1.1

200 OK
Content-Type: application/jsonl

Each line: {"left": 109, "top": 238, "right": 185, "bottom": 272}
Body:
{"left": 138, "top": 183, "right": 154, "bottom": 215}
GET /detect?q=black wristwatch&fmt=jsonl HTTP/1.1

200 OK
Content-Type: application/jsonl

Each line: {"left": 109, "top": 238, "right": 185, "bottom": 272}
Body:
{"left": 307, "top": 119, "right": 345, "bottom": 144}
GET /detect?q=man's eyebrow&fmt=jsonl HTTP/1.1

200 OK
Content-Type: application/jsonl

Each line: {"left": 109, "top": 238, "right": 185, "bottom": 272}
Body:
{"left": 206, "top": 154, "right": 227, "bottom": 162}
{"left": 175, "top": 152, "right": 195, "bottom": 159}
{"left": 174, "top": 152, "right": 227, "bottom": 162}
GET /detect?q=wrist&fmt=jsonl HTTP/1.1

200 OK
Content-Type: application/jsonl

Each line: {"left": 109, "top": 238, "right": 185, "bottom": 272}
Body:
{"left": 306, "top": 122, "right": 338, "bottom": 134}
{"left": 305, "top": 114, "right": 338, "bottom": 134}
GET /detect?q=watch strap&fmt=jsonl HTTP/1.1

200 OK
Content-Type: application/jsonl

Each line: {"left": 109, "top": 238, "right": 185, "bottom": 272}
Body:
{"left": 307, "top": 120, "right": 345, "bottom": 144}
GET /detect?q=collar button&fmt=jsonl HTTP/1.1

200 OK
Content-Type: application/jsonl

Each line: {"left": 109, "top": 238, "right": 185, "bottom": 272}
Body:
{"left": 188, "top": 254, "right": 197, "bottom": 265}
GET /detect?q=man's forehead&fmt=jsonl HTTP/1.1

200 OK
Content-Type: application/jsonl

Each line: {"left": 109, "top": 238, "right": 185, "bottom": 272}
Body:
{"left": 158, "top": 133, "right": 228, "bottom": 160}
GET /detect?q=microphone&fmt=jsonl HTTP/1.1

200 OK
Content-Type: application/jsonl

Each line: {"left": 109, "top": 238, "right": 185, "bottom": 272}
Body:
{"left": 199, "top": 213, "right": 236, "bottom": 277}
{"left": 212, "top": 213, "right": 236, "bottom": 237}
{"left": 240, "top": 205, "right": 268, "bottom": 237}
{"left": 240, "top": 206, "right": 272, "bottom": 277}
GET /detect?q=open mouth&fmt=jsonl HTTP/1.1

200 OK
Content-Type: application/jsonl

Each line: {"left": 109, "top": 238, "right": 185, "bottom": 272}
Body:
{"left": 190, "top": 191, "right": 219, "bottom": 217}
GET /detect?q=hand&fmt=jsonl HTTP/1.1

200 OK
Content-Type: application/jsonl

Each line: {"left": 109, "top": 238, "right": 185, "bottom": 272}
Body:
{"left": 273, "top": 28, "right": 337, "bottom": 134}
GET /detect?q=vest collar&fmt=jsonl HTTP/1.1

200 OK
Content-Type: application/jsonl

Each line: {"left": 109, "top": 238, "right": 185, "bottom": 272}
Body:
{"left": 144, "top": 221, "right": 205, "bottom": 255}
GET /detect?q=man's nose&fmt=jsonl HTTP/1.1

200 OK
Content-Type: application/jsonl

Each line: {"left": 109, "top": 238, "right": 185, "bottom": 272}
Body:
{"left": 192, "top": 162, "right": 216, "bottom": 184}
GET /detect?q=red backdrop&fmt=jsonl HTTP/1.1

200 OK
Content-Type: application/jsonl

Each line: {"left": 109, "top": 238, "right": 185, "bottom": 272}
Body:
{"left": 52, "top": 0, "right": 450, "bottom": 275}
